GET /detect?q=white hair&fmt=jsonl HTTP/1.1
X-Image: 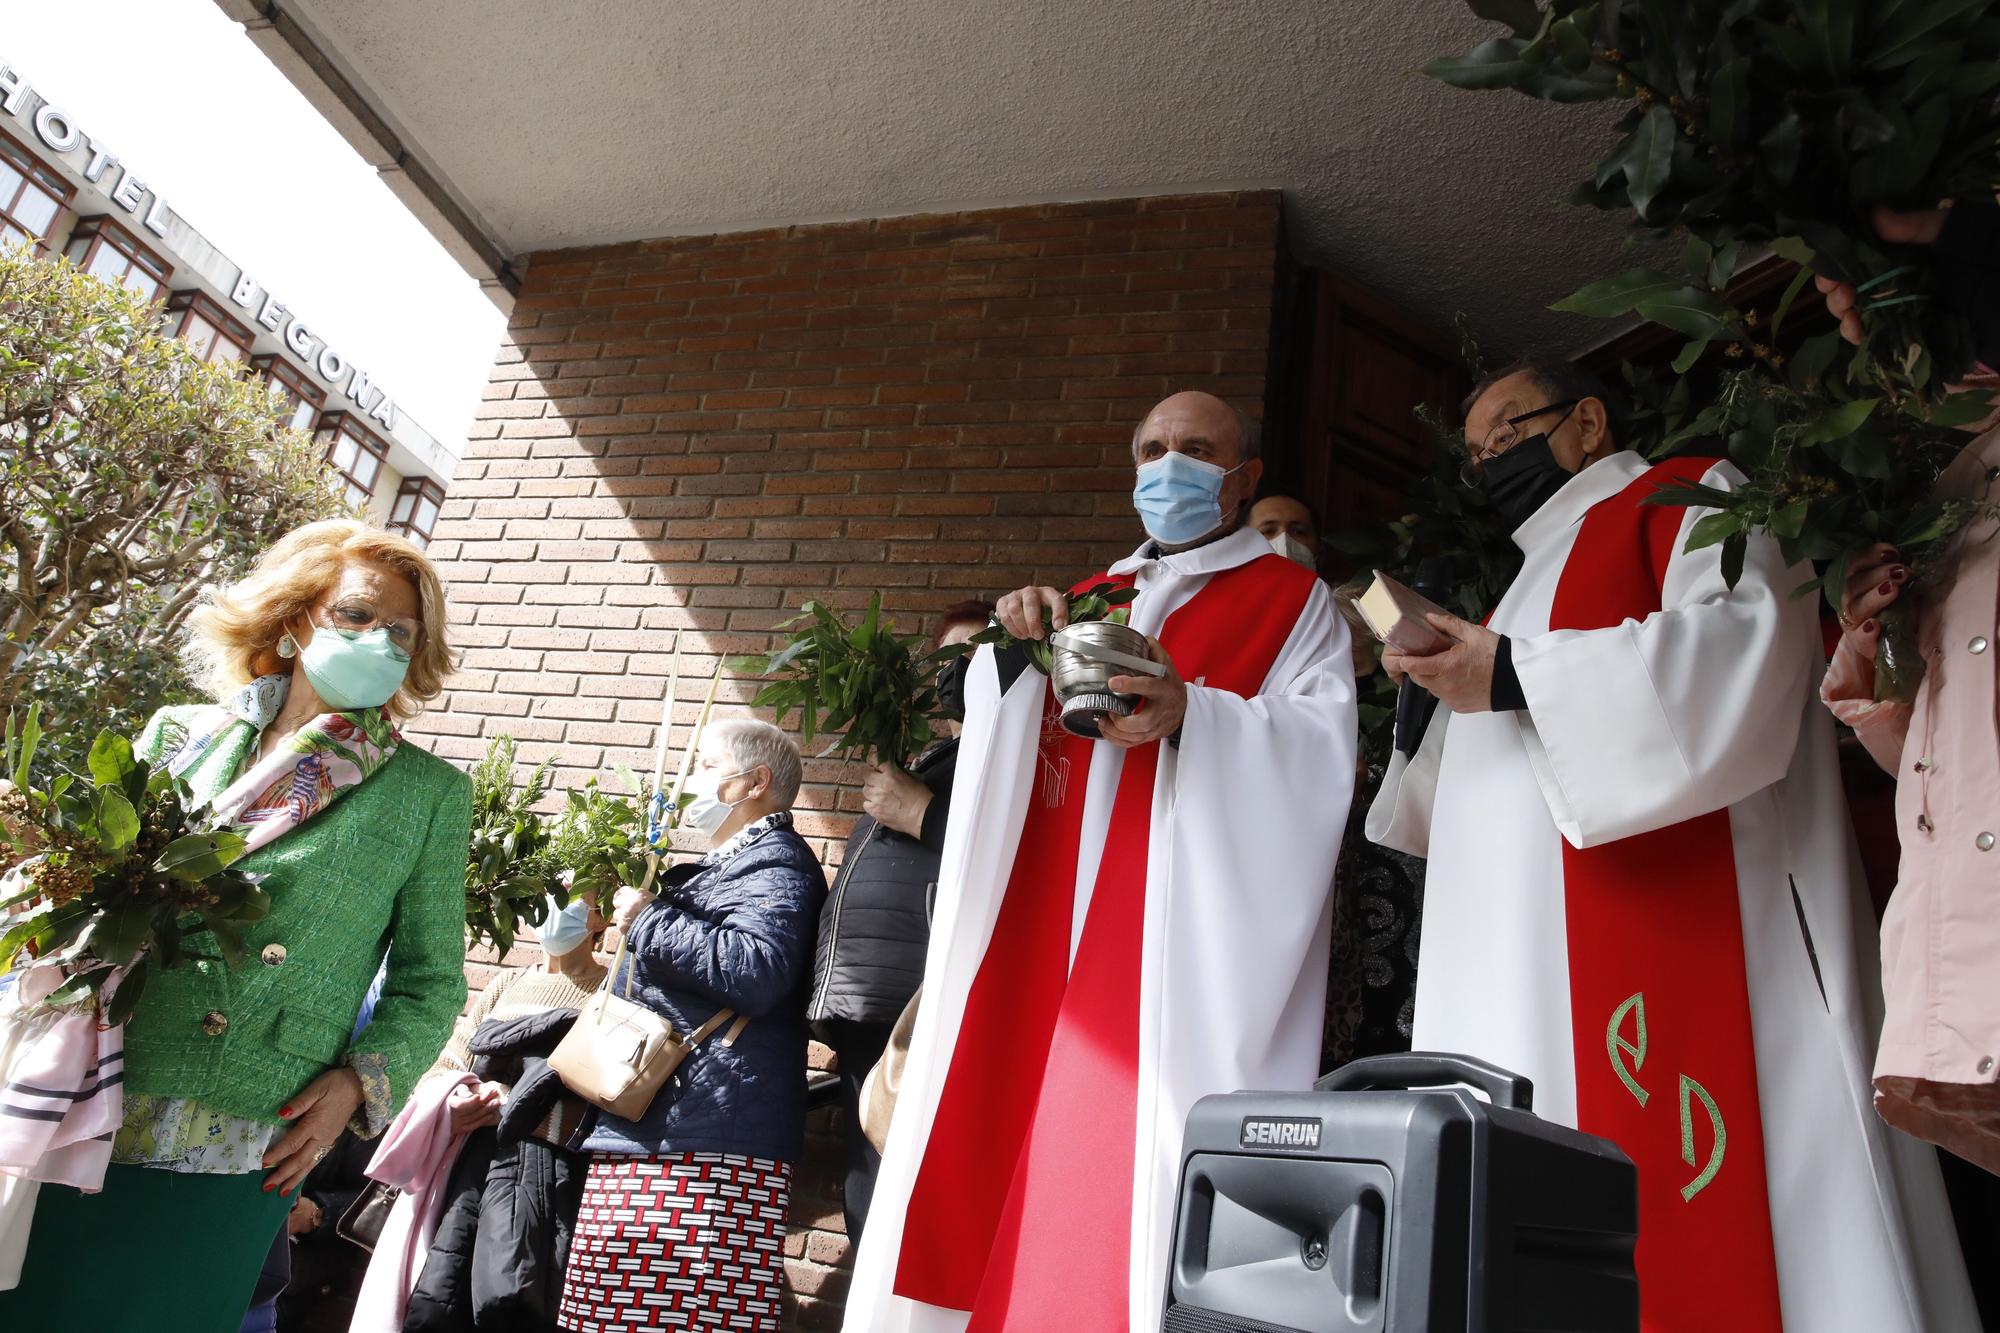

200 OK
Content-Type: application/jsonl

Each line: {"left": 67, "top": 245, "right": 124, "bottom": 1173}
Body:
{"left": 707, "top": 718, "right": 802, "bottom": 808}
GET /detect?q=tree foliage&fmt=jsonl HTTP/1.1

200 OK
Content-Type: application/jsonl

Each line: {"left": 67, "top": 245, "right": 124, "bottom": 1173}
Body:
{"left": 0, "top": 248, "right": 347, "bottom": 767}
{"left": 1427, "top": 0, "right": 2000, "bottom": 697}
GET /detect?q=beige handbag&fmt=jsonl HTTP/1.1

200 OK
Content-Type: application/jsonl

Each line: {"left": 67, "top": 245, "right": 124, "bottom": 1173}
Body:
{"left": 859, "top": 984, "right": 920, "bottom": 1153}
{"left": 547, "top": 927, "right": 750, "bottom": 1121}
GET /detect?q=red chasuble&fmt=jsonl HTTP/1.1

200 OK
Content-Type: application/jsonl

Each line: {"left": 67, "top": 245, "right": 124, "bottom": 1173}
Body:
{"left": 894, "top": 555, "right": 1316, "bottom": 1331}
{"left": 1551, "top": 457, "right": 1783, "bottom": 1330}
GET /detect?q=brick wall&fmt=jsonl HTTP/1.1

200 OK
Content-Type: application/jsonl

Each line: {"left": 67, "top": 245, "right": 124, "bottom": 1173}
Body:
{"left": 417, "top": 189, "right": 1283, "bottom": 1329}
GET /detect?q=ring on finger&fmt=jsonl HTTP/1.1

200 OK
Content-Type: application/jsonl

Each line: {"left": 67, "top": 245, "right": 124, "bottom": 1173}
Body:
{"left": 1837, "top": 609, "right": 1858, "bottom": 631}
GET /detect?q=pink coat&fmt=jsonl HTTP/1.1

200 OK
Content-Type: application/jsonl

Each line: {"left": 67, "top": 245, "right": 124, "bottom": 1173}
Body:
{"left": 348, "top": 1072, "right": 477, "bottom": 1333}
{"left": 1823, "top": 428, "right": 2000, "bottom": 1172}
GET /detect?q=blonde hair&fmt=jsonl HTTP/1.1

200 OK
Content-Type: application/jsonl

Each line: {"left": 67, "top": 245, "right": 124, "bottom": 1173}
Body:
{"left": 186, "top": 520, "right": 454, "bottom": 719}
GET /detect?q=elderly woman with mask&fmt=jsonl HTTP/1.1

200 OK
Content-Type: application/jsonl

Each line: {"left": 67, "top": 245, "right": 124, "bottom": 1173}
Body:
{"left": 0, "top": 520, "right": 471, "bottom": 1332}
{"left": 556, "top": 720, "right": 826, "bottom": 1333}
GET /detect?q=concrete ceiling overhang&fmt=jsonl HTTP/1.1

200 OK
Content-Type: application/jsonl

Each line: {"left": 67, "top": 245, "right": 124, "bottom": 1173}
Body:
{"left": 220, "top": 0, "right": 1639, "bottom": 359}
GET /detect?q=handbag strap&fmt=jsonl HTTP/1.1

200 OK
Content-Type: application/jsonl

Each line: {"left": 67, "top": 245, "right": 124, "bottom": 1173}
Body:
{"left": 683, "top": 1006, "right": 740, "bottom": 1047}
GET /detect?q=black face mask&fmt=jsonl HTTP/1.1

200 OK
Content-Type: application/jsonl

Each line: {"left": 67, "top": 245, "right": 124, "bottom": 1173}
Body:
{"left": 936, "top": 654, "right": 969, "bottom": 721}
{"left": 1479, "top": 432, "right": 1575, "bottom": 530}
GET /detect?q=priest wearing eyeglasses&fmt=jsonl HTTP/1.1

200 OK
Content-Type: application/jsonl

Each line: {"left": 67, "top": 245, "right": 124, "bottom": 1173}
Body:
{"left": 1369, "top": 358, "right": 1975, "bottom": 1332}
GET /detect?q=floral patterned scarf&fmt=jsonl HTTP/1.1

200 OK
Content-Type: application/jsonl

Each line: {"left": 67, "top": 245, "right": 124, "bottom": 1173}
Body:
{"left": 159, "top": 675, "right": 400, "bottom": 856}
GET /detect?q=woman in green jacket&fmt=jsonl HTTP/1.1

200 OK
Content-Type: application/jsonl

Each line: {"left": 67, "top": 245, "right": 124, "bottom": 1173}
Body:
{"left": 0, "top": 520, "right": 472, "bottom": 1331}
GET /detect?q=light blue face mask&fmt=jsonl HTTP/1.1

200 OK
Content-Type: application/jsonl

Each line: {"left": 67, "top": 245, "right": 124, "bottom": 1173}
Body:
{"left": 537, "top": 895, "right": 594, "bottom": 956}
{"left": 1132, "top": 452, "right": 1242, "bottom": 547}
{"left": 300, "top": 626, "right": 411, "bottom": 712}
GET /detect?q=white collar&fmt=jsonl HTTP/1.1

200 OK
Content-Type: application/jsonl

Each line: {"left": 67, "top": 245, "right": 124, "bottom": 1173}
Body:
{"left": 1510, "top": 451, "right": 1649, "bottom": 553}
{"left": 701, "top": 810, "right": 791, "bottom": 866}
{"left": 1108, "top": 525, "right": 1273, "bottom": 580}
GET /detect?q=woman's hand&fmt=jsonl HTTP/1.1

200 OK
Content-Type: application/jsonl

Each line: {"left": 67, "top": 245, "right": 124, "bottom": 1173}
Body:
{"left": 1839, "top": 542, "right": 1908, "bottom": 664}
{"left": 612, "top": 885, "right": 654, "bottom": 937}
{"left": 446, "top": 1079, "right": 507, "bottom": 1134}
{"left": 861, "top": 763, "right": 933, "bottom": 838}
{"left": 264, "top": 1067, "right": 364, "bottom": 1197}
{"left": 286, "top": 1196, "right": 324, "bottom": 1237}
{"left": 1817, "top": 206, "right": 1948, "bottom": 344}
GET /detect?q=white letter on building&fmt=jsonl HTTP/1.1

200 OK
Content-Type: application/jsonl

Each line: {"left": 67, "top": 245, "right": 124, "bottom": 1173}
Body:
{"left": 318, "top": 347, "right": 346, "bottom": 381}
{"left": 142, "top": 194, "right": 171, "bottom": 237}
{"left": 0, "top": 67, "right": 29, "bottom": 117}
{"left": 231, "top": 272, "right": 259, "bottom": 309}
{"left": 81, "top": 140, "right": 117, "bottom": 183}
{"left": 257, "top": 293, "right": 287, "bottom": 333}
{"left": 34, "top": 105, "right": 81, "bottom": 154}
{"left": 111, "top": 167, "right": 146, "bottom": 212}
{"left": 367, "top": 394, "right": 398, "bottom": 433}
{"left": 285, "top": 317, "right": 315, "bottom": 358}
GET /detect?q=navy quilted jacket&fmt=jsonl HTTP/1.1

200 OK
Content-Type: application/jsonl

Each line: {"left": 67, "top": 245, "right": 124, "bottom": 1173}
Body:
{"left": 581, "top": 818, "right": 827, "bottom": 1163}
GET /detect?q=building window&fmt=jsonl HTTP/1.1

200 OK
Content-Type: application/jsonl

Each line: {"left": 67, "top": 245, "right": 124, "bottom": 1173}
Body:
{"left": 315, "top": 412, "right": 388, "bottom": 507}
{"left": 66, "top": 216, "right": 172, "bottom": 301}
{"left": 166, "top": 290, "right": 254, "bottom": 364}
{"left": 0, "top": 132, "right": 70, "bottom": 252}
{"left": 252, "top": 354, "right": 326, "bottom": 434}
{"left": 387, "top": 477, "right": 445, "bottom": 547}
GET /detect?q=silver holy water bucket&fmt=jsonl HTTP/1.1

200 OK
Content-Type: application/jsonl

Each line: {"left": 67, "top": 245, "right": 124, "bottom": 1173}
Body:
{"left": 1049, "top": 622, "right": 1164, "bottom": 738}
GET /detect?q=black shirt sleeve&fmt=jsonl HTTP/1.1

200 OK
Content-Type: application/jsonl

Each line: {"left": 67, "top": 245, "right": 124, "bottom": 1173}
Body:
{"left": 1489, "top": 634, "right": 1528, "bottom": 713}
{"left": 916, "top": 744, "right": 957, "bottom": 855}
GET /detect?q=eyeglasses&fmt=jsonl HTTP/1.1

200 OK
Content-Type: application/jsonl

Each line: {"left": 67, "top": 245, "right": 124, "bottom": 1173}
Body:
{"left": 1459, "top": 399, "right": 1580, "bottom": 486}
{"left": 315, "top": 599, "right": 424, "bottom": 657}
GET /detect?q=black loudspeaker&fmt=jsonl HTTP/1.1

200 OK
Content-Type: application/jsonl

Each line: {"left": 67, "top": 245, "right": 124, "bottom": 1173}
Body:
{"left": 1162, "top": 1053, "right": 1639, "bottom": 1333}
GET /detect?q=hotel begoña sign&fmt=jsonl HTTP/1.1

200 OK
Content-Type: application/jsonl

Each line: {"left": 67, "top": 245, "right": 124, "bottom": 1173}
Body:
{"left": 0, "top": 60, "right": 399, "bottom": 434}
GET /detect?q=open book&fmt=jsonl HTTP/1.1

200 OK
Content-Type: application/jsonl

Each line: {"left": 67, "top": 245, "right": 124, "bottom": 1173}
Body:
{"left": 1350, "top": 570, "right": 1453, "bottom": 655}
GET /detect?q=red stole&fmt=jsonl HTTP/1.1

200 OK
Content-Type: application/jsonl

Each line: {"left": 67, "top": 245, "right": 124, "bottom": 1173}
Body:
{"left": 895, "top": 554, "right": 1317, "bottom": 1331}
{"left": 1550, "top": 457, "right": 1783, "bottom": 1331}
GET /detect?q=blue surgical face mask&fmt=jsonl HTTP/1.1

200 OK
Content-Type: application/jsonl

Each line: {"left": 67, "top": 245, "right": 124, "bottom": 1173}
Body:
{"left": 1133, "top": 453, "right": 1243, "bottom": 547}
{"left": 537, "top": 895, "right": 594, "bottom": 956}
{"left": 300, "top": 626, "right": 410, "bottom": 712}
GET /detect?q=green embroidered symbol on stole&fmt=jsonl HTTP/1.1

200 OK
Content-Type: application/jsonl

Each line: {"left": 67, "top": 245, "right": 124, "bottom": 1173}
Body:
{"left": 1678, "top": 1074, "right": 1726, "bottom": 1202}
{"left": 1607, "top": 991, "right": 1649, "bottom": 1107}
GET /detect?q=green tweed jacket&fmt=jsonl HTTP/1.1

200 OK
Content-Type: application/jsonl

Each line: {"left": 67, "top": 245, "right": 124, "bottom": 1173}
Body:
{"left": 126, "top": 705, "right": 471, "bottom": 1127}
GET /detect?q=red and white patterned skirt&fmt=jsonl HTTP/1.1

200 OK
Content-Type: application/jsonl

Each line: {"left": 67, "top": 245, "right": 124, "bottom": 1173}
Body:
{"left": 557, "top": 1151, "right": 793, "bottom": 1332}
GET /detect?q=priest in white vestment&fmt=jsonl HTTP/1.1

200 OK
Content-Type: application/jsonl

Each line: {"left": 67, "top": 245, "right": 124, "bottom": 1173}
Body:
{"left": 1370, "top": 359, "right": 1976, "bottom": 1332}
{"left": 845, "top": 392, "right": 1357, "bottom": 1333}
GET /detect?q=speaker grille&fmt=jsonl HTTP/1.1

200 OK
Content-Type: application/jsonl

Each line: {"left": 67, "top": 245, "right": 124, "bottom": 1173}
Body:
{"left": 1163, "top": 1302, "right": 1312, "bottom": 1333}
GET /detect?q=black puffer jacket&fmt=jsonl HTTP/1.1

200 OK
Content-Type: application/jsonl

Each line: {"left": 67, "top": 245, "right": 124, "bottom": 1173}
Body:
{"left": 582, "top": 814, "right": 827, "bottom": 1163}
{"left": 404, "top": 1009, "right": 590, "bottom": 1333}
{"left": 809, "top": 739, "right": 958, "bottom": 1025}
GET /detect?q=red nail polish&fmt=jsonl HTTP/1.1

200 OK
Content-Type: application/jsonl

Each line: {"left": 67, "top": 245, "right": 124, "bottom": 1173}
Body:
{"left": 1891, "top": 567, "right": 1908, "bottom": 581}
{"left": 1879, "top": 582, "right": 1893, "bottom": 594}
{"left": 1863, "top": 620, "right": 1877, "bottom": 634}
{"left": 278, "top": 1105, "right": 293, "bottom": 1118}
{"left": 263, "top": 1181, "right": 275, "bottom": 1193}
{"left": 282, "top": 1187, "right": 293, "bottom": 1197}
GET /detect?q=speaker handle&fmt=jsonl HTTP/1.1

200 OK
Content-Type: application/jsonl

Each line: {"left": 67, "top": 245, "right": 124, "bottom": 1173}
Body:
{"left": 1313, "top": 1051, "right": 1534, "bottom": 1112}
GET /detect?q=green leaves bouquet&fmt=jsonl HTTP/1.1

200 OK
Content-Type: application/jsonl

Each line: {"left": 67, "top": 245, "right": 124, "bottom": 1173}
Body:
{"left": 1428, "top": 0, "right": 2000, "bottom": 697}
{"left": 0, "top": 705, "right": 270, "bottom": 1025}
{"left": 968, "top": 581, "right": 1142, "bottom": 677}
{"left": 734, "top": 592, "right": 971, "bottom": 769}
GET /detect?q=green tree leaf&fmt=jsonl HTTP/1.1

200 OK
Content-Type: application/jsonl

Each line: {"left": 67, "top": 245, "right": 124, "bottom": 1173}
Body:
{"left": 95, "top": 787, "right": 140, "bottom": 854}
{"left": 1671, "top": 339, "right": 1711, "bottom": 373}
{"left": 87, "top": 731, "right": 136, "bottom": 790}
{"left": 1707, "top": 56, "right": 1751, "bottom": 149}
{"left": 1634, "top": 287, "right": 1737, "bottom": 339}
{"left": 1423, "top": 37, "right": 1533, "bottom": 91}
{"left": 1551, "top": 269, "right": 1688, "bottom": 317}
{"left": 1624, "top": 103, "right": 1678, "bottom": 217}
{"left": 1797, "top": 397, "right": 1881, "bottom": 446}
